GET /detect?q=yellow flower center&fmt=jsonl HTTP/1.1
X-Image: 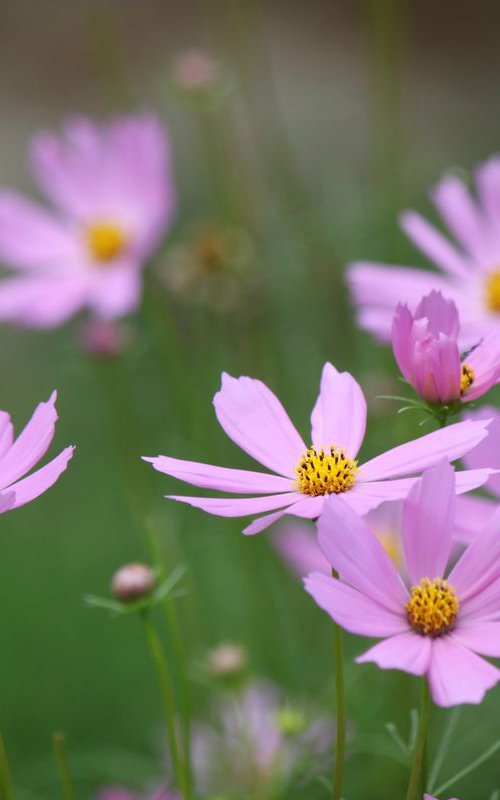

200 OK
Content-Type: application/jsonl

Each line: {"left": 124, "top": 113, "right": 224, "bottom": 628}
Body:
{"left": 295, "top": 446, "right": 358, "bottom": 497}
{"left": 87, "top": 223, "right": 127, "bottom": 264}
{"left": 460, "top": 362, "right": 475, "bottom": 395}
{"left": 486, "top": 270, "right": 500, "bottom": 312}
{"left": 406, "top": 578, "right": 459, "bottom": 636}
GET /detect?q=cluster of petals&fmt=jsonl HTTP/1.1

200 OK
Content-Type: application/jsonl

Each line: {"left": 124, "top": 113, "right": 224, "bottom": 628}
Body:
{"left": 393, "top": 290, "right": 500, "bottom": 404}
{"left": 0, "top": 391, "right": 73, "bottom": 512}
{"left": 0, "top": 114, "right": 174, "bottom": 328}
{"left": 348, "top": 158, "right": 500, "bottom": 347}
{"left": 305, "top": 460, "right": 500, "bottom": 707}
{"left": 145, "top": 362, "right": 494, "bottom": 535}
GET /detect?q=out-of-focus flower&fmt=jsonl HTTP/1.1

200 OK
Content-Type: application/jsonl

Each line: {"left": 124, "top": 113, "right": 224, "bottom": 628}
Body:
{"left": 424, "top": 796, "right": 459, "bottom": 800}
{"left": 393, "top": 291, "right": 500, "bottom": 404}
{"left": 159, "top": 222, "right": 256, "bottom": 311}
{"left": 349, "top": 159, "right": 500, "bottom": 347}
{"left": 97, "top": 786, "right": 178, "bottom": 800}
{"left": 306, "top": 460, "right": 500, "bottom": 707}
{"left": 0, "top": 391, "right": 73, "bottom": 512}
{"left": 191, "top": 681, "right": 332, "bottom": 797}
{"left": 111, "top": 563, "right": 156, "bottom": 603}
{"left": 273, "top": 502, "right": 404, "bottom": 578}
{"left": 145, "top": 362, "right": 493, "bottom": 535}
{"left": 171, "top": 50, "right": 221, "bottom": 93}
{"left": 0, "top": 114, "right": 174, "bottom": 328}
{"left": 78, "top": 318, "right": 131, "bottom": 359}
{"left": 207, "top": 642, "right": 248, "bottom": 677}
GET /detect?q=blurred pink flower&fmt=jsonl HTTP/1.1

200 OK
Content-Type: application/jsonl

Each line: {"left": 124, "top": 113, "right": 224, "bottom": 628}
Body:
{"left": 191, "top": 680, "right": 331, "bottom": 796}
{"left": 0, "top": 391, "right": 73, "bottom": 512}
{"left": 306, "top": 460, "right": 500, "bottom": 707}
{"left": 393, "top": 291, "right": 500, "bottom": 404}
{"left": 424, "top": 796, "right": 458, "bottom": 800}
{"left": 348, "top": 159, "right": 500, "bottom": 347}
{"left": 172, "top": 50, "right": 220, "bottom": 91}
{"left": 97, "top": 787, "right": 178, "bottom": 800}
{"left": 145, "top": 362, "right": 493, "bottom": 535}
{"left": 78, "top": 318, "right": 130, "bottom": 359}
{"left": 0, "top": 114, "right": 174, "bottom": 328}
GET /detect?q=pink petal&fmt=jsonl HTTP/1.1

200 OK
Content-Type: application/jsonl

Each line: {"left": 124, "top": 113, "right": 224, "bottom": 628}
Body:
{"left": 0, "top": 412, "right": 13, "bottom": 459}
{"left": 167, "top": 491, "right": 299, "bottom": 518}
{"left": 272, "top": 520, "right": 330, "bottom": 577}
{"left": 0, "top": 392, "right": 59, "bottom": 489}
{"left": 0, "top": 491, "right": 15, "bottom": 513}
{"left": 391, "top": 303, "right": 414, "bottom": 382}
{"left": 356, "top": 631, "right": 432, "bottom": 676}
{"left": 359, "top": 418, "right": 490, "bottom": 483}
{"left": 459, "top": 575, "right": 500, "bottom": 624}
{"left": 145, "top": 455, "right": 294, "bottom": 494}
{"left": 213, "top": 373, "right": 305, "bottom": 477}
{"left": 462, "top": 406, "right": 500, "bottom": 496}
{"left": 431, "top": 175, "right": 490, "bottom": 264}
{"left": 400, "top": 210, "right": 469, "bottom": 277}
{"left": 317, "top": 496, "right": 407, "bottom": 612}
{"left": 88, "top": 263, "right": 142, "bottom": 319}
{"left": 303, "top": 573, "right": 407, "bottom": 637}
{"left": 310, "top": 363, "right": 366, "bottom": 457}
{"left": 451, "top": 623, "right": 500, "bottom": 658}
{"left": 454, "top": 494, "right": 497, "bottom": 544}
{"left": 346, "top": 477, "right": 420, "bottom": 514}
{"left": 243, "top": 495, "right": 321, "bottom": 535}
{"left": 427, "top": 637, "right": 500, "bottom": 707}
{"left": 0, "top": 275, "right": 89, "bottom": 328}
{"left": 402, "top": 461, "right": 455, "bottom": 586}
{"left": 448, "top": 506, "right": 500, "bottom": 604}
{"left": 8, "top": 446, "right": 74, "bottom": 509}
{"left": 476, "top": 155, "right": 500, "bottom": 229}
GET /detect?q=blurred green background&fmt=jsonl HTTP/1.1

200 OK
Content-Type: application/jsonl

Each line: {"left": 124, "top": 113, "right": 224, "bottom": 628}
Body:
{"left": 1, "top": 1, "right": 500, "bottom": 797}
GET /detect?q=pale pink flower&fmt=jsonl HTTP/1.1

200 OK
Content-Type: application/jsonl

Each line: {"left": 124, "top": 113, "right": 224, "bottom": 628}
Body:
{"left": 0, "top": 391, "right": 73, "bottom": 512}
{"left": 0, "top": 114, "right": 174, "bottom": 328}
{"left": 145, "top": 362, "right": 494, "bottom": 535}
{"left": 348, "top": 159, "right": 500, "bottom": 346}
{"left": 172, "top": 50, "right": 220, "bottom": 92}
{"left": 306, "top": 460, "right": 500, "bottom": 707}
{"left": 97, "top": 787, "right": 178, "bottom": 800}
{"left": 424, "top": 796, "right": 458, "bottom": 800}
{"left": 393, "top": 291, "right": 500, "bottom": 404}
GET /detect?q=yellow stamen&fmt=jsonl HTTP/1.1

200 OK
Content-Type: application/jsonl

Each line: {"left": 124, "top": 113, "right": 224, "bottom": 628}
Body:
{"left": 406, "top": 577, "right": 459, "bottom": 636}
{"left": 87, "top": 223, "right": 127, "bottom": 264}
{"left": 295, "top": 446, "right": 358, "bottom": 497}
{"left": 486, "top": 271, "right": 500, "bottom": 312}
{"left": 460, "top": 363, "right": 475, "bottom": 395}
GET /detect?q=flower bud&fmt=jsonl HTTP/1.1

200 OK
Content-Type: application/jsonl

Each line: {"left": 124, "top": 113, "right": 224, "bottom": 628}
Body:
{"left": 79, "top": 319, "right": 130, "bottom": 360}
{"left": 111, "top": 563, "right": 155, "bottom": 603}
{"left": 207, "top": 642, "right": 247, "bottom": 677}
{"left": 172, "top": 50, "right": 220, "bottom": 92}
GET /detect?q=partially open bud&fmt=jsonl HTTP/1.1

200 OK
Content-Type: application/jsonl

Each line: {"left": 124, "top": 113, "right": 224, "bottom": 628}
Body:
{"left": 111, "top": 563, "right": 156, "bottom": 603}
{"left": 207, "top": 642, "right": 248, "bottom": 678}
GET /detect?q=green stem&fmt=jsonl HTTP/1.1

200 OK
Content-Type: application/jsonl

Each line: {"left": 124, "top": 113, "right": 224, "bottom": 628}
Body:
{"left": 52, "top": 732, "right": 77, "bottom": 800}
{"left": 141, "top": 611, "right": 189, "bottom": 799}
{"left": 0, "top": 732, "right": 14, "bottom": 800}
{"left": 406, "top": 681, "right": 430, "bottom": 800}
{"left": 434, "top": 737, "right": 500, "bottom": 796}
{"left": 331, "top": 569, "right": 346, "bottom": 800}
{"left": 428, "top": 706, "right": 461, "bottom": 791}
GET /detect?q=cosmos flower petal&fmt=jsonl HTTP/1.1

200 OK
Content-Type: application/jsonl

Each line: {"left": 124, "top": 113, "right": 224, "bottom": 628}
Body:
{"left": 454, "top": 495, "right": 497, "bottom": 544}
{"left": 356, "top": 632, "right": 432, "bottom": 676}
{"left": 0, "top": 412, "right": 13, "bottom": 460}
{"left": 431, "top": 175, "right": 490, "bottom": 264}
{"left": 243, "top": 496, "right": 321, "bottom": 535}
{"left": 167, "top": 492, "right": 299, "bottom": 518}
{"left": 310, "top": 363, "right": 366, "bottom": 457}
{"left": 451, "top": 623, "right": 500, "bottom": 658}
{"left": 462, "top": 407, "right": 500, "bottom": 497}
{"left": 272, "top": 520, "right": 330, "bottom": 576}
{"left": 449, "top": 506, "right": 500, "bottom": 603}
{"left": 0, "top": 275, "right": 90, "bottom": 329}
{"left": 427, "top": 637, "right": 500, "bottom": 707}
{"left": 345, "top": 477, "right": 420, "bottom": 514}
{"left": 304, "top": 573, "right": 407, "bottom": 637}
{"left": 0, "top": 391, "right": 59, "bottom": 489}
{"left": 7, "top": 446, "right": 75, "bottom": 509}
{"left": 359, "top": 418, "right": 490, "bottom": 482}
{"left": 400, "top": 210, "right": 469, "bottom": 277}
{"left": 402, "top": 460, "right": 456, "bottom": 585}
{"left": 213, "top": 373, "right": 306, "bottom": 477}
{"left": 145, "top": 455, "right": 295, "bottom": 494}
{"left": 88, "top": 264, "right": 141, "bottom": 319}
{"left": 317, "top": 495, "right": 408, "bottom": 612}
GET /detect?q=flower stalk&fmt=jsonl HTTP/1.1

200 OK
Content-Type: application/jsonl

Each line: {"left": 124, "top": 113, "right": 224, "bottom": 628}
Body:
{"left": 406, "top": 680, "right": 430, "bottom": 800}
{"left": 52, "top": 732, "right": 77, "bottom": 800}
{"left": 331, "top": 569, "right": 346, "bottom": 800}
{"left": 0, "top": 732, "right": 14, "bottom": 800}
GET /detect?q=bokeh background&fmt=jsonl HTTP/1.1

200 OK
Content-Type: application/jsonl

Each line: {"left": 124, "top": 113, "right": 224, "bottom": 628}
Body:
{"left": 1, "top": 1, "right": 500, "bottom": 797}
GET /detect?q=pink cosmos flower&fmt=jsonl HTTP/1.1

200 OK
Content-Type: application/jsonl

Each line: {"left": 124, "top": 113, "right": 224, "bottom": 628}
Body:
{"left": 305, "top": 460, "right": 500, "bottom": 707}
{"left": 348, "top": 159, "right": 500, "bottom": 346}
{"left": 145, "top": 362, "right": 494, "bottom": 535}
{"left": 0, "top": 114, "right": 174, "bottom": 328}
{"left": 393, "top": 291, "right": 500, "bottom": 405}
{"left": 0, "top": 391, "right": 73, "bottom": 511}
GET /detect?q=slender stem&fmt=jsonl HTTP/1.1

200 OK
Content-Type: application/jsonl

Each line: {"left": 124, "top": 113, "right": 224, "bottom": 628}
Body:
{"left": 406, "top": 681, "right": 430, "bottom": 800}
{"left": 331, "top": 569, "right": 346, "bottom": 800}
{"left": 0, "top": 732, "right": 14, "bottom": 800}
{"left": 434, "top": 737, "right": 500, "bottom": 796}
{"left": 52, "top": 732, "right": 77, "bottom": 800}
{"left": 428, "top": 706, "right": 461, "bottom": 790}
{"left": 141, "top": 611, "right": 189, "bottom": 799}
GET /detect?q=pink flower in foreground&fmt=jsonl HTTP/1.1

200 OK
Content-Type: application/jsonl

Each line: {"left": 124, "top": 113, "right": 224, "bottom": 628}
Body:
{"left": 0, "top": 391, "right": 73, "bottom": 512}
{"left": 306, "top": 460, "right": 500, "bottom": 707}
{"left": 348, "top": 159, "right": 500, "bottom": 346}
{"left": 145, "top": 362, "right": 494, "bottom": 535}
{"left": 393, "top": 291, "right": 500, "bottom": 404}
{"left": 0, "top": 114, "right": 174, "bottom": 328}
